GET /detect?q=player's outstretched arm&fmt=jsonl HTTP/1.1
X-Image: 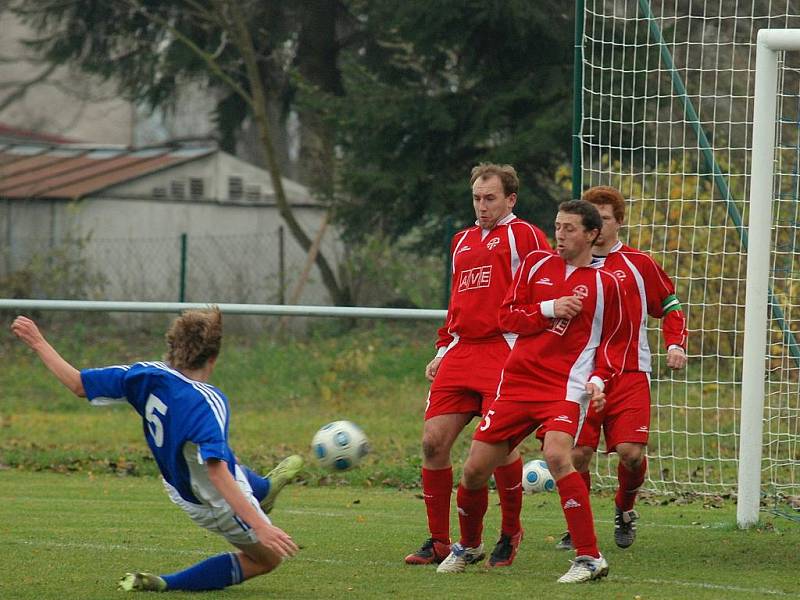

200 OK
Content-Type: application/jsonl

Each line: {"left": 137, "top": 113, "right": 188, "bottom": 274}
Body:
{"left": 206, "top": 459, "right": 298, "bottom": 558}
{"left": 11, "top": 316, "right": 85, "bottom": 397}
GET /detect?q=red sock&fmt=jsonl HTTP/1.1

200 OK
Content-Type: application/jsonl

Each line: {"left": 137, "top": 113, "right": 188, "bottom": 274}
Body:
{"left": 456, "top": 484, "right": 488, "bottom": 548}
{"left": 579, "top": 469, "right": 591, "bottom": 493}
{"left": 556, "top": 471, "right": 599, "bottom": 558}
{"left": 615, "top": 457, "right": 647, "bottom": 512}
{"left": 493, "top": 457, "right": 523, "bottom": 536}
{"left": 422, "top": 467, "right": 453, "bottom": 544}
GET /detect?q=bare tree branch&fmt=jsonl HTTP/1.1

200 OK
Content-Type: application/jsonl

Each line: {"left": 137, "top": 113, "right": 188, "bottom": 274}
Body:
{"left": 0, "top": 61, "right": 57, "bottom": 111}
{"left": 123, "top": 0, "right": 254, "bottom": 108}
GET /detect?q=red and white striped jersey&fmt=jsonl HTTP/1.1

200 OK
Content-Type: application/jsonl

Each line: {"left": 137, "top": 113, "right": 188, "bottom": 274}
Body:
{"left": 596, "top": 241, "right": 688, "bottom": 372}
{"left": 436, "top": 214, "right": 550, "bottom": 351}
{"left": 497, "top": 250, "right": 629, "bottom": 404}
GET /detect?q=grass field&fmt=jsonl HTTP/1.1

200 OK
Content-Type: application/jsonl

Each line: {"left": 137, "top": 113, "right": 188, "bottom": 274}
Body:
{"left": 1, "top": 319, "right": 799, "bottom": 598}
{"left": 1, "top": 470, "right": 798, "bottom": 599}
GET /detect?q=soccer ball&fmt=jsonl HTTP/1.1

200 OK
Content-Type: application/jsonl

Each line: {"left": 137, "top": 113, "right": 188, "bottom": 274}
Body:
{"left": 522, "top": 459, "right": 555, "bottom": 493}
{"left": 311, "top": 420, "right": 370, "bottom": 471}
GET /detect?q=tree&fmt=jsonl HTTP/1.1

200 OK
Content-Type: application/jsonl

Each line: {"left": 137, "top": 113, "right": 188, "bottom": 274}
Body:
{"left": 10, "top": 0, "right": 353, "bottom": 304}
{"left": 329, "top": 0, "right": 575, "bottom": 245}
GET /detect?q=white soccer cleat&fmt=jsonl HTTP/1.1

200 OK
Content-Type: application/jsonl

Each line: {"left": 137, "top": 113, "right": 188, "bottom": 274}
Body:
{"left": 435, "top": 542, "right": 485, "bottom": 573}
{"left": 118, "top": 572, "right": 167, "bottom": 592}
{"left": 557, "top": 554, "right": 609, "bottom": 583}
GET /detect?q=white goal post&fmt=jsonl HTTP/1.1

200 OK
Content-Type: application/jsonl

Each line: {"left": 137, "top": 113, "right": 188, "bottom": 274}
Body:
{"left": 738, "top": 28, "right": 800, "bottom": 528}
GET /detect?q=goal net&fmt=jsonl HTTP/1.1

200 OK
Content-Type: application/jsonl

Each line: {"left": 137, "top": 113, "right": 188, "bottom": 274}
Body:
{"left": 580, "top": 0, "right": 800, "bottom": 498}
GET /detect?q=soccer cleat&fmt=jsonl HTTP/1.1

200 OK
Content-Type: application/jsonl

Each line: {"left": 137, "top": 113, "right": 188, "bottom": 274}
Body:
{"left": 488, "top": 529, "right": 524, "bottom": 567}
{"left": 117, "top": 572, "right": 167, "bottom": 592}
{"left": 557, "top": 554, "right": 609, "bottom": 583}
{"left": 404, "top": 537, "right": 452, "bottom": 565}
{"left": 261, "top": 454, "right": 304, "bottom": 514}
{"left": 555, "top": 530, "right": 574, "bottom": 551}
{"left": 614, "top": 507, "right": 639, "bottom": 548}
{"left": 435, "top": 542, "right": 486, "bottom": 573}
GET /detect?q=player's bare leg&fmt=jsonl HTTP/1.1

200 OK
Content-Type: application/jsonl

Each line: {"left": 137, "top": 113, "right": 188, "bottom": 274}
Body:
{"left": 406, "top": 413, "right": 472, "bottom": 564}
{"left": 614, "top": 442, "right": 646, "bottom": 548}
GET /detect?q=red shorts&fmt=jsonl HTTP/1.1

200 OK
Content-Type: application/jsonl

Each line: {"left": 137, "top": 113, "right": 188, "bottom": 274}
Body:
{"left": 425, "top": 338, "right": 511, "bottom": 420}
{"left": 472, "top": 398, "right": 582, "bottom": 449}
{"left": 576, "top": 371, "right": 651, "bottom": 451}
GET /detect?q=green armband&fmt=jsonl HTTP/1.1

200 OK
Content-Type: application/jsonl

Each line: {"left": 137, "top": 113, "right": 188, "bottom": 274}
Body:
{"left": 662, "top": 294, "right": 682, "bottom": 315}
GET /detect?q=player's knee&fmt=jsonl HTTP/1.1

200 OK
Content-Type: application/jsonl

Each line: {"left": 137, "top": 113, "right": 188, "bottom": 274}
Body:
{"left": 542, "top": 447, "right": 572, "bottom": 480}
{"left": 571, "top": 446, "right": 593, "bottom": 471}
{"left": 422, "top": 435, "right": 449, "bottom": 462}
{"left": 618, "top": 444, "right": 645, "bottom": 470}
{"left": 461, "top": 459, "right": 490, "bottom": 489}
{"left": 252, "top": 552, "right": 282, "bottom": 575}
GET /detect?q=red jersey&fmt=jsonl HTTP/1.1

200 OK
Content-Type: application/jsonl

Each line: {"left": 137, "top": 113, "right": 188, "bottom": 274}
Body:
{"left": 497, "top": 250, "right": 629, "bottom": 404}
{"left": 436, "top": 214, "right": 550, "bottom": 351}
{"left": 597, "top": 241, "right": 688, "bottom": 372}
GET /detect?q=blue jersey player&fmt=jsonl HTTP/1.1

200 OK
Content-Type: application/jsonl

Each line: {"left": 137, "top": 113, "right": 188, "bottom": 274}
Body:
{"left": 11, "top": 308, "right": 303, "bottom": 592}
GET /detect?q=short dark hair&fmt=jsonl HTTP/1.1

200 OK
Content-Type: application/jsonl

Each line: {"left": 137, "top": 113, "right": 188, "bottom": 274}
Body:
{"left": 558, "top": 199, "right": 603, "bottom": 233}
{"left": 470, "top": 163, "right": 519, "bottom": 196}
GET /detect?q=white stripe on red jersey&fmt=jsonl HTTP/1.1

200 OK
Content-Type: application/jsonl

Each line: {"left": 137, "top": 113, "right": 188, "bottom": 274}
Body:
{"left": 436, "top": 213, "right": 550, "bottom": 350}
{"left": 594, "top": 241, "right": 688, "bottom": 372}
{"left": 497, "top": 250, "right": 629, "bottom": 404}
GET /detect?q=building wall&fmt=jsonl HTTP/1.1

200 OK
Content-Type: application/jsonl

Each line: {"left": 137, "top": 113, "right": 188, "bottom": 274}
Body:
{"left": 4, "top": 195, "right": 339, "bottom": 306}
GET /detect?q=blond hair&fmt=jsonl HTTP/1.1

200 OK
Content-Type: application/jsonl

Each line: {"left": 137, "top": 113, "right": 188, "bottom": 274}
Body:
{"left": 470, "top": 163, "right": 520, "bottom": 196}
{"left": 164, "top": 307, "right": 222, "bottom": 370}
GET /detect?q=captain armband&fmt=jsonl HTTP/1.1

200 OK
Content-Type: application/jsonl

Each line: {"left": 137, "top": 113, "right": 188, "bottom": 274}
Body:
{"left": 662, "top": 294, "right": 683, "bottom": 315}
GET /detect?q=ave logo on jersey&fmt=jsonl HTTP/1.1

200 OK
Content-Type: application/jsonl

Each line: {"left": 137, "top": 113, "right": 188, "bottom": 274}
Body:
{"left": 548, "top": 317, "right": 571, "bottom": 336}
{"left": 572, "top": 284, "right": 589, "bottom": 299}
{"left": 458, "top": 265, "right": 492, "bottom": 292}
{"left": 486, "top": 237, "right": 501, "bottom": 250}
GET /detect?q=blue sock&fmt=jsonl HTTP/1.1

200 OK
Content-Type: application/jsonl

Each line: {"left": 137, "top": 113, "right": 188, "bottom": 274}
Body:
{"left": 162, "top": 552, "right": 243, "bottom": 591}
{"left": 243, "top": 465, "right": 270, "bottom": 502}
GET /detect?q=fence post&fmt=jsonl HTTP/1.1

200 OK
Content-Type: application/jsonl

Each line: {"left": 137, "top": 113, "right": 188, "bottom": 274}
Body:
{"left": 179, "top": 233, "right": 187, "bottom": 302}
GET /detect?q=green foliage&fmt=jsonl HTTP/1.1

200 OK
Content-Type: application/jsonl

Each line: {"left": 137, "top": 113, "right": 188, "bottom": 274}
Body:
{"left": 338, "top": 233, "right": 445, "bottom": 308}
{"left": 331, "top": 1, "right": 574, "bottom": 245}
{"left": 0, "top": 233, "right": 106, "bottom": 302}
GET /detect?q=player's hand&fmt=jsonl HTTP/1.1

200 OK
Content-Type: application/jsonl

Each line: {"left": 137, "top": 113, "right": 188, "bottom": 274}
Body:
{"left": 553, "top": 296, "right": 582, "bottom": 319}
{"left": 585, "top": 382, "right": 606, "bottom": 412}
{"left": 10, "top": 316, "right": 46, "bottom": 350}
{"left": 254, "top": 523, "right": 299, "bottom": 558}
{"left": 666, "top": 347, "right": 687, "bottom": 370}
{"left": 425, "top": 357, "right": 443, "bottom": 381}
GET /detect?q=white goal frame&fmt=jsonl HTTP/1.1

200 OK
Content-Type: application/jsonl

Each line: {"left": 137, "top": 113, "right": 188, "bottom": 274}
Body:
{"left": 738, "top": 28, "right": 800, "bottom": 529}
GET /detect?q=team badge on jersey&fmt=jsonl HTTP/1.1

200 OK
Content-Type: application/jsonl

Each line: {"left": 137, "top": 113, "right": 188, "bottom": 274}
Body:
{"left": 613, "top": 269, "right": 627, "bottom": 281}
{"left": 572, "top": 284, "right": 589, "bottom": 299}
{"left": 486, "top": 237, "right": 500, "bottom": 250}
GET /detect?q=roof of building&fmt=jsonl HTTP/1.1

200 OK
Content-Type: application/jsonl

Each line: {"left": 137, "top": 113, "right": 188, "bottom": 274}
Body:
{"left": 0, "top": 123, "right": 77, "bottom": 144}
{"left": 0, "top": 139, "right": 217, "bottom": 200}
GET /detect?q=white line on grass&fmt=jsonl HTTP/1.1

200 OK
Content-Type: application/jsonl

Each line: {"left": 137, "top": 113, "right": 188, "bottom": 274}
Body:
{"left": 4, "top": 538, "right": 796, "bottom": 597}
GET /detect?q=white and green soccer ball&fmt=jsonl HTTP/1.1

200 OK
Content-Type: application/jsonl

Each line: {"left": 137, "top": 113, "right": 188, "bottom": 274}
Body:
{"left": 522, "top": 459, "right": 555, "bottom": 493}
{"left": 311, "top": 420, "right": 370, "bottom": 471}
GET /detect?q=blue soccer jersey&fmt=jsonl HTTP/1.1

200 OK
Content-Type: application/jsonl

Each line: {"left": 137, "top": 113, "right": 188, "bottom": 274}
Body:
{"left": 80, "top": 361, "right": 237, "bottom": 506}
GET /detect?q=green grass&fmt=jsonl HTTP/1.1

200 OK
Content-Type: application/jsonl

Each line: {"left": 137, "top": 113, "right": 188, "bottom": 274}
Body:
{"left": 1, "top": 470, "right": 798, "bottom": 599}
